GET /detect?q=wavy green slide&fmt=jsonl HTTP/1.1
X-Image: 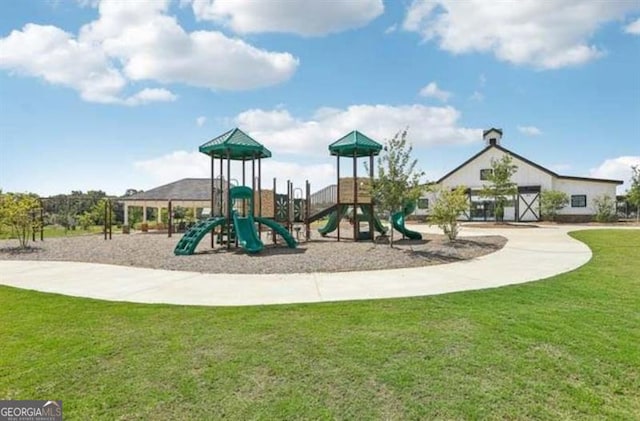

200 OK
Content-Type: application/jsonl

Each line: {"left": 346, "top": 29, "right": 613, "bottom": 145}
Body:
{"left": 392, "top": 202, "right": 422, "bottom": 240}
{"left": 318, "top": 205, "right": 388, "bottom": 237}
{"left": 318, "top": 205, "right": 349, "bottom": 236}
{"left": 359, "top": 205, "right": 387, "bottom": 234}
{"left": 233, "top": 211, "right": 264, "bottom": 253}
{"left": 254, "top": 217, "right": 297, "bottom": 248}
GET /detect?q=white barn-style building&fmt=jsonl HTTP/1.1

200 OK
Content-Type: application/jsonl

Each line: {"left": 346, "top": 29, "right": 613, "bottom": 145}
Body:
{"left": 416, "top": 128, "right": 623, "bottom": 222}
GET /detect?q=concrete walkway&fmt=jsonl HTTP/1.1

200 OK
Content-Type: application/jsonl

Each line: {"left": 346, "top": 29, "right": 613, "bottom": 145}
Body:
{"left": 0, "top": 225, "right": 629, "bottom": 307}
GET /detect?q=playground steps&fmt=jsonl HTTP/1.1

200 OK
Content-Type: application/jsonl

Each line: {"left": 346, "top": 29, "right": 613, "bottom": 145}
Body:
{"left": 174, "top": 217, "right": 223, "bottom": 256}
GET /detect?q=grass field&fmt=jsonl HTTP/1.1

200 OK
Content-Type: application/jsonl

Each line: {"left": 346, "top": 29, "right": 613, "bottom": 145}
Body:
{"left": 0, "top": 224, "right": 105, "bottom": 240}
{"left": 1, "top": 230, "right": 638, "bottom": 419}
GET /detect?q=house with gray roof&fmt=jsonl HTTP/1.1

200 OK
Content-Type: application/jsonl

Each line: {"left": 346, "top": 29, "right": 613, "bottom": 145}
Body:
{"left": 120, "top": 178, "right": 229, "bottom": 226}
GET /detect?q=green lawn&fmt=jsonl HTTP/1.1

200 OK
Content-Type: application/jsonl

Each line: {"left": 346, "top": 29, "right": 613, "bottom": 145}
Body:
{"left": 0, "top": 224, "right": 105, "bottom": 240}
{"left": 1, "top": 230, "right": 638, "bottom": 419}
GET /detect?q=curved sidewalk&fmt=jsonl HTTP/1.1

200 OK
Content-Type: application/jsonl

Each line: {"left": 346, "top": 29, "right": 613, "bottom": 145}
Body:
{"left": 0, "top": 225, "right": 604, "bottom": 306}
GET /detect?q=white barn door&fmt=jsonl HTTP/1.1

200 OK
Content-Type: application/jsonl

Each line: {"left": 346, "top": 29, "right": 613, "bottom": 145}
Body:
{"left": 517, "top": 186, "right": 541, "bottom": 221}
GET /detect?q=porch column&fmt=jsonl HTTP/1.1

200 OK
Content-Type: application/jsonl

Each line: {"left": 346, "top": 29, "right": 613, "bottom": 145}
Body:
{"left": 124, "top": 203, "right": 129, "bottom": 226}
{"left": 143, "top": 204, "right": 147, "bottom": 223}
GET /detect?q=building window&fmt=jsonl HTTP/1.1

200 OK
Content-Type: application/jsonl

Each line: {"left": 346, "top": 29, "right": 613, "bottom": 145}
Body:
{"left": 571, "top": 195, "right": 587, "bottom": 208}
{"left": 417, "top": 198, "right": 429, "bottom": 209}
{"left": 480, "top": 169, "right": 493, "bottom": 180}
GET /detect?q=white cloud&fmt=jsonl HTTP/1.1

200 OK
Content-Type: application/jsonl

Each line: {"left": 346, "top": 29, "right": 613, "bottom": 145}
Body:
{"left": 590, "top": 156, "right": 640, "bottom": 193}
{"left": 402, "top": 0, "right": 640, "bottom": 69}
{"left": 469, "top": 91, "right": 484, "bottom": 102}
{"left": 196, "top": 116, "right": 207, "bottom": 127}
{"left": 419, "top": 82, "right": 452, "bottom": 102}
{"left": 0, "top": 0, "right": 298, "bottom": 104}
{"left": 134, "top": 150, "right": 209, "bottom": 182}
{"left": 20, "top": 102, "right": 477, "bottom": 194}
{"left": 189, "top": 0, "right": 384, "bottom": 36}
{"left": 517, "top": 125, "right": 542, "bottom": 136}
{"left": 133, "top": 150, "right": 335, "bottom": 191}
{"left": 234, "top": 104, "right": 481, "bottom": 155}
{"left": 124, "top": 88, "right": 177, "bottom": 106}
{"left": 81, "top": 0, "right": 298, "bottom": 90}
{"left": 384, "top": 24, "right": 398, "bottom": 34}
{"left": 625, "top": 17, "right": 640, "bottom": 34}
{"left": 0, "top": 24, "right": 126, "bottom": 103}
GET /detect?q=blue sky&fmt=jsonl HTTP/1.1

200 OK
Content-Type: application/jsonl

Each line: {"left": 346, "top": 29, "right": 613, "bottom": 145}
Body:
{"left": 1, "top": 0, "right": 639, "bottom": 196}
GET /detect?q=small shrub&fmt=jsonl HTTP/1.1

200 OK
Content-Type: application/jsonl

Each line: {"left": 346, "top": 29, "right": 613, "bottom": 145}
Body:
{"left": 0, "top": 192, "right": 42, "bottom": 248}
{"left": 593, "top": 195, "right": 617, "bottom": 223}
{"left": 429, "top": 186, "right": 469, "bottom": 241}
{"left": 540, "top": 190, "right": 569, "bottom": 221}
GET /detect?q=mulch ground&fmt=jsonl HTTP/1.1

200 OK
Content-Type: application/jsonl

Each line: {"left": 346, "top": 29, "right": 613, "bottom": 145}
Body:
{"left": 0, "top": 228, "right": 506, "bottom": 274}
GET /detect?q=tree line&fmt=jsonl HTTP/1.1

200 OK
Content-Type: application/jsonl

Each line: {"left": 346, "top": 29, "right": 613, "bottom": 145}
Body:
{"left": 0, "top": 189, "right": 142, "bottom": 248}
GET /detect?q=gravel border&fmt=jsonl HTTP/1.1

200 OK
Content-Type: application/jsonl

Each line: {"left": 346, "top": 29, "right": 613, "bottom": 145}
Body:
{"left": 0, "top": 230, "right": 506, "bottom": 274}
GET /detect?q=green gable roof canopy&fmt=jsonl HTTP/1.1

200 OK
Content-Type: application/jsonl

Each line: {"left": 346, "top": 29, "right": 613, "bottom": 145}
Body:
{"left": 199, "top": 128, "right": 272, "bottom": 160}
{"left": 328, "top": 130, "right": 382, "bottom": 157}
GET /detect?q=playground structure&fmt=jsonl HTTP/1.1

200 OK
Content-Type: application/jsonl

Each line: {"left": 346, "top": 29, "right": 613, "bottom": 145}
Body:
{"left": 174, "top": 128, "right": 301, "bottom": 255}
{"left": 174, "top": 128, "right": 422, "bottom": 256}
{"left": 306, "top": 130, "right": 422, "bottom": 242}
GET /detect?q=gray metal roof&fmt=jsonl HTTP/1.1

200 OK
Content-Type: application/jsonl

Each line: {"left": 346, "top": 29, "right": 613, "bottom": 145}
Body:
{"left": 120, "top": 178, "right": 218, "bottom": 201}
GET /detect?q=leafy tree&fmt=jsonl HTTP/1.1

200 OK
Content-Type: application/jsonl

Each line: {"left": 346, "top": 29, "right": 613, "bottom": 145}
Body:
{"left": 429, "top": 186, "right": 469, "bottom": 241}
{"left": 480, "top": 155, "right": 518, "bottom": 222}
{"left": 127, "top": 207, "right": 143, "bottom": 226}
{"left": 184, "top": 208, "right": 196, "bottom": 223}
{"left": 173, "top": 206, "right": 187, "bottom": 221}
{"left": 111, "top": 200, "right": 124, "bottom": 225}
{"left": 77, "top": 213, "right": 94, "bottom": 230}
{"left": 42, "top": 190, "right": 108, "bottom": 229}
{"left": 0, "top": 192, "right": 42, "bottom": 248}
{"left": 161, "top": 208, "right": 169, "bottom": 225}
{"left": 78, "top": 199, "right": 116, "bottom": 230}
{"left": 627, "top": 165, "right": 640, "bottom": 222}
{"left": 593, "top": 195, "right": 616, "bottom": 223}
{"left": 124, "top": 188, "right": 143, "bottom": 197}
{"left": 369, "top": 129, "right": 425, "bottom": 246}
{"left": 540, "top": 190, "right": 569, "bottom": 221}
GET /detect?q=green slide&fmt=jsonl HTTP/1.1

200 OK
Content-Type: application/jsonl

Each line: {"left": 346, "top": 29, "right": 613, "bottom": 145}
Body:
{"left": 254, "top": 217, "right": 297, "bottom": 248}
{"left": 392, "top": 202, "right": 422, "bottom": 240}
{"left": 233, "top": 211, "right": 264, "bottom": 254}
{"left": 318, "top": 205, "right": 349, "bottom": 236}
{"left": 359, "top": 205, "right": 387, "bottom": 234}
{"left": 174, "top": 216, "right": 226, "bottom": 255}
